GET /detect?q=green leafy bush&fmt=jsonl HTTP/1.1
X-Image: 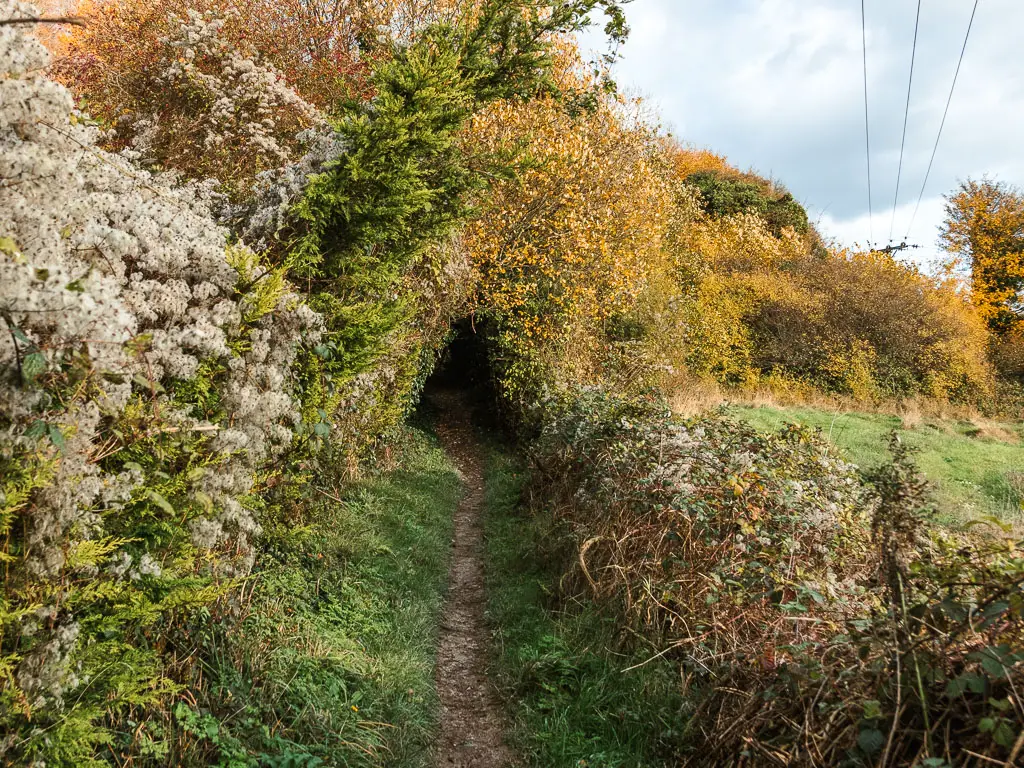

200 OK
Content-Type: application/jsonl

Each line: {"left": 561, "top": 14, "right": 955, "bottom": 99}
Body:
{"left": 686, "top": 169, "right": 809, "bottom": 235}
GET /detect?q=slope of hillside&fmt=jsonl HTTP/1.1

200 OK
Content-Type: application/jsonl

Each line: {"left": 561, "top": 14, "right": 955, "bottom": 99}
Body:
{"left": 731, "top": 404, "right": 1024, "bottom": 526}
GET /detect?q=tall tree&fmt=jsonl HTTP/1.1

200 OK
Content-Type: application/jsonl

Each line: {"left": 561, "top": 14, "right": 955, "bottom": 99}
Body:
{"left": 941, "top": 178, "right": 1024, "bottom": 336}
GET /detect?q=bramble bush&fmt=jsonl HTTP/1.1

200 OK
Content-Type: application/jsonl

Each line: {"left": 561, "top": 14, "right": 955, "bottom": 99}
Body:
{"left": 529, "top": 388, "right": 871, "bottom": 662}
{"left": 525, "top": 388, "right": 1024, "bottom": 765}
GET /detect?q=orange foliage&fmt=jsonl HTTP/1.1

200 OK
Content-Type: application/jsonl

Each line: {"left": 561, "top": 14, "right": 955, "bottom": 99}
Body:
{"left": 55, "top": 0, "right": 377, "bottom": 107}
{"left": 53, "top": 0, "right": 473, "bottom": 108}
{"left": 941, "top": 178, "right": 1024, "bottom": 338}
{"left": 464, "top": 91, "right": 672, "bottom": 390}
{"left": 50, "top": 0, "right": 474, "bottom": 192}
{"left": 661, "top": 139, "right": 732, "bottom": 180}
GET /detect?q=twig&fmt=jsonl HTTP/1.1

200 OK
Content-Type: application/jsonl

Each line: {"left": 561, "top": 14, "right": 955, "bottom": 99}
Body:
{"left": 962, "top": 749, "right": 1006, "bottom": 766}
{"left": 882, "top": 646, "right": 902, "bottom": 767}
{"left": 578, "top": 535, "right": 603, "bottom": 595}
{"left": 1005, "top": 729, "right": 1024, "bottom": 768}
{"left": 305, "top": 483, "right": 346, "bottom": 506}
{"left": 0, "top": 15, "right": 86, "bottom": 26}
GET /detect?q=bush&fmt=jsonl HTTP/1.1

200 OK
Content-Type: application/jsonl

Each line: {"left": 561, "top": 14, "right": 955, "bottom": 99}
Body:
{"left": 526, "top": 389, "right": 1024, "bottom": 766}
{"left": 0, "top": 7, "right": 320, "bottom": 761}
{"left": 465, "top": 88, "right": 672, "bottom": 405}
{"left": 529, "top": 389, "right": 871, "bottom": 658}
{"left": 54, "top": 3, "right": 327, "bottom": 199}
{"left": 654, "top": 198, "right": 994, "bottom": 402}
{"left": 686, "top": 168, "right": 809, "bottom": 235}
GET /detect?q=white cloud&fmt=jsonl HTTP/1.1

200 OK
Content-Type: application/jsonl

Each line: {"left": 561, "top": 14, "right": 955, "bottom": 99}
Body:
{"left": 581, "top": 0, "right": 1024, "bottom": 235}
{"left": 816, "top": 196, "right": 948, "bottom": 270}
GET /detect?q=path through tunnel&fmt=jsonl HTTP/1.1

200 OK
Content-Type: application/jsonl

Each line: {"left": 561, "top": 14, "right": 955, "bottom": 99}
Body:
{"left": 420, "top": 318, "right": 504, "bottom": 433}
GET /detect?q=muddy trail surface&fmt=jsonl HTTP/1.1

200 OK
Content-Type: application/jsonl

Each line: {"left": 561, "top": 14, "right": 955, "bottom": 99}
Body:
{"left": 432, "top": 388, "right": 516, "bottom": 768}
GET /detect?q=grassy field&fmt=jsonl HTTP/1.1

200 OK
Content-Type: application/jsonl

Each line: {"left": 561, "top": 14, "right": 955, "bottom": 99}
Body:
{"left": 482, "top": 447, "right": 686, "bottom": 768}
{"left": 727, "top": 404, "right": 1024, "bottom": 527}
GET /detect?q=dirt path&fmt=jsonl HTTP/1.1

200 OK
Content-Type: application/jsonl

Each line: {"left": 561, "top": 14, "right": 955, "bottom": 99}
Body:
{"left": 431, "top": 388, "right": 516, "bottom": 768}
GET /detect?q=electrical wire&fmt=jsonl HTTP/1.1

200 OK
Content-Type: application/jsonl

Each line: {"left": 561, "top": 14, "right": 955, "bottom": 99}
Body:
{"left": 904, "top": 0, "right": 980, "bottom": 240}
{"left": 861, "top": 0, "right": 874, "bottom": 246}
{"left": 890, "top": 0, "right": 922, "bottom": 242}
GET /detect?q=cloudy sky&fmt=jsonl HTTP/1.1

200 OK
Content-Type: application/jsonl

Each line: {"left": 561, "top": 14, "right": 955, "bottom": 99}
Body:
{"left": 580, "top": 0, "right": 1023, "bottom": 269}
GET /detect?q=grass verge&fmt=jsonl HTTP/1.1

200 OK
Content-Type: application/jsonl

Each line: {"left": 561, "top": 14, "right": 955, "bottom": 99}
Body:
{"left": 482, "top": 446, "right": 686, "bottom": 768}
{"left": 191, "top": 427, "right": 459, "bottom": 767}
{"left": 728, "top": 404, "right": 1024, "bottom": 526}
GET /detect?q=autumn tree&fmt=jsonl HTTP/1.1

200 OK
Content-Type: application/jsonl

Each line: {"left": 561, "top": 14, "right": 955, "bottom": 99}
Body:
{"left": 464, "top": 87, "right": 672, "bottom": 398}
{"left": 941, "top": 178, "right": 1024, "bottom": 337}
{"left": 652, "top": 178, "right": 993, "bottom": 401}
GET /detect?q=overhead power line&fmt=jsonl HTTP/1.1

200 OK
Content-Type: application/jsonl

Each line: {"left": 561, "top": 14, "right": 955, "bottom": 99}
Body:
{"left": 890, "top": 0, "right": 922, "bottom": 242}
{"left": 861, "top": 0, "right": 874, "bottom": 246}
{"left": 904, "top": 0, "right": 980, "bottom": 240}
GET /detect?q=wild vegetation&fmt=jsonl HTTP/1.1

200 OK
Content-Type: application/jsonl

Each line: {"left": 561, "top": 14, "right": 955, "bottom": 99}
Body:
{"left": 731, "top": 403, "right": 1024, "bottom": 526}
{"left": 1, "top": 0, "right": 1022, "bottom": 764}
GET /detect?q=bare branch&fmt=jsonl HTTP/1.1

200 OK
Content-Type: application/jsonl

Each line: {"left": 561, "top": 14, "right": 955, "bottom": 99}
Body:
{"left": 0, "top": 15, "right": 87, "bottom": 27}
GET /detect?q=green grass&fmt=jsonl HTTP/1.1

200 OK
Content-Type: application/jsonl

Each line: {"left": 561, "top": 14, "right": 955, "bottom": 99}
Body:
{"left": 482, "top": 446, "right": 687, "bottom": 768}
{"left": 727, "top": 405, "right": 1024, "bottom": 526}
{"left": 195, "top": 427, "right": 460, "bottom": 767}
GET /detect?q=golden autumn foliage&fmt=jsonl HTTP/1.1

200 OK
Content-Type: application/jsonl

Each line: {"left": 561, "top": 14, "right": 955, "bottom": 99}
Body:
{"left": 462, "top": 85, "right": 995, "bottom": 405}
{"left": 464, "top": 90, "right": 672, "bottom": 394}
{"left": 646, "top": 184, "right": 994, "bottom": 401}
{"left": 48, "top": 0, "right": 1005, "bottom": 407}
{"left": 941, "top": 178, "right": 1024, "bottom": 339}
{"left": 660, "top": 139, "right": 731, "bottom": 180}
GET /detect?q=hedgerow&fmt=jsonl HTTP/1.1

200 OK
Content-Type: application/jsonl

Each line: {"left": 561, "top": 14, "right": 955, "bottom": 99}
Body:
{"left": 1, "top": 4, "right": 320, "bottom": 760}
{"left": 525, "top": 388, "right": 1024, "bottom": 766}
{"left": 1, "top": 1, "right": 638, "bottom": 763}
{"left": 651, "top": 184, "right": 994, "bottom": 402}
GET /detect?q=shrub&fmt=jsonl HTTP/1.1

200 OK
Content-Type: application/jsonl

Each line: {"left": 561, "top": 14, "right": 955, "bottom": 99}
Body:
{"left": 0, "top": 6, "right": 321, "bottom": 761}
{"left": 689, "top": 438, "right": 1024, "bottom": 766}
{"left": 527, "top": 388, "right": 1024, "bottom": 765}
{"left": 54, "top": 3, "right": 326, "bottom": 198}
{"left": 465, "top": 89, "right": 672, "bottom": 404}
{"left": 55, "top": 0, "right": 376, "bottom": 109}
{"left": 686, "top": 168, "right": 809, "bottom": 235}
{"left": 529, "top": 389, "right": 871, "bottom": 660}
{"left": 654, "top": 198, "right": 994, "bottom": 402}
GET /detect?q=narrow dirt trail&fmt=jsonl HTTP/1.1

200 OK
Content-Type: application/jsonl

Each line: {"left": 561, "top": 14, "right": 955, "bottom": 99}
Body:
{"left": 431, "top": 388, "right": 516, "bottom": 768}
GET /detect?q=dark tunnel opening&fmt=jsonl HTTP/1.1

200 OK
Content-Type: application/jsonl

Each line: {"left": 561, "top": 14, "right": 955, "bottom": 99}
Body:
{"left": 420, "top": 318, "right": 506, "bottom": 434}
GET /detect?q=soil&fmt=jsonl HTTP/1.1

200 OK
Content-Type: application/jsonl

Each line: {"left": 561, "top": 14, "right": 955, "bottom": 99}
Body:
{"left": 431, "top": 388, "right": 517, "bottom": 768}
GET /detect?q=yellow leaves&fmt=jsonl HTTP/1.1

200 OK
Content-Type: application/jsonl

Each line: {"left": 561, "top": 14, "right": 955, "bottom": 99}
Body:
{"left": 941, "top": 179, "right": 1024, "bottom": 337}
{"left": 466, "top": 91, "right": 672, "bottom": 358}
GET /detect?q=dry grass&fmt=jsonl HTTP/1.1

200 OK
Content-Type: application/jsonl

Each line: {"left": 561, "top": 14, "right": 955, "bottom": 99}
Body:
{"left": 664, "top": 373, "right": 1021, "bottom": 446}
{"left": 533, "top": 392, "right": 1024, "bottom": 767}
